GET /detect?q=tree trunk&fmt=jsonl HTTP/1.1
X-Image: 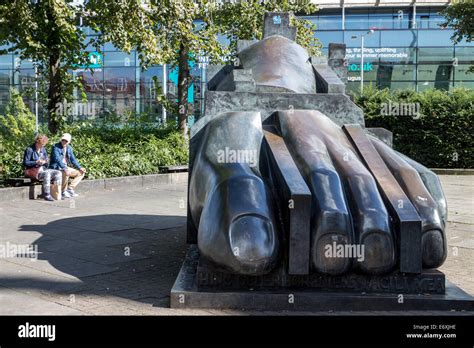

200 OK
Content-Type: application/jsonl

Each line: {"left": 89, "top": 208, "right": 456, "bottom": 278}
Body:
{"left": 47, "top": 51, "right": 62, "bottom": 135}
{"left": 177, "top": 43, "right": 190, "bottom": 140}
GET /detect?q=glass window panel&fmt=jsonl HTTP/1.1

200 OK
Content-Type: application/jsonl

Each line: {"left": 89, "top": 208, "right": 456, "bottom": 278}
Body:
{"left": 381, "top": 30, "right": 417, "bottom": 47}
{"left": 103, "top": 98, "right": 135, "bottom": 116}
{"left": 437, "top": 78, "right": 455, "bottom": 91}
{"left": 103, "top": 81, "right": 136, "bottom": 97}
{"left": 454, "top": 65, "right": 474, "bottom": 81}
{"left": 0, "top": 55, "right": 13, "bottom": 69}
{"left": 83, "top": 90, "right": 104, "bottom": 100}
{"left": 140, "top": 66, "right": 163, "bottom": 99}
{"left": 428, "top": 14, "right": 445, "bottom": 29}
{"left": 0, "top": 85, "right": 10, "bottom": 97}
{"left": 0, "top": 70, "right": 12, "bottom": 84}
{"left": 418, "top": 64, "right": 453, "bottom": 81}
{"left": 418, "top": 81, "right": 435, "bottom": 91}
{"left": 368, "top": 9, "right": 395, "bottom": 30}
{"left": 418, "top": 15, "right": 430, "bottom": 29}
{"left": 104, "top": 51, "right": 135, "bottom": 67}
{"left": 18, "top": 59, "right": 35, "bottom": 69}
{"left": 103, "top": 68, "right": 136, "bottom": 97}
{"left": 103, "top": 41, "right": 122, "bottom": 51}
{"left": 417, "top": 30, "right": 454, "bottom": 47}
{"left": 345, "top": 12, "right": 369, "bottom": 30}
{"left": 18, "top": 69, "right": 36, "bottom": 87}
{"left": 77, "top": 70, "right": 104, "bottom": 98}
{"left": 139, "top": 99, "right": 163, "bottom": 122}
{"left": 389, "top": 65, "right": 417, "bottom": 81}
{"left": 315, "top": 31, "right": 343, "bottom": 48}
{"left": 418, "top": 81, "right": 453, "bottom": 91}
{"left": 369, "top": 64, "right": 417, "bottom": 82}
{"left": 454, "top": 47, "right": 474, "bottom": 64}
{"left": 345, "top": 31, "right": 380, "bottom": 48}
{"left": 318, "top": 15, "right": 342, "bottom": 30}
{"left": 389, "top": 81, "right": 416, "bottom": 90}
{"left": 454, "top": 81, "right": 474, "bottom": 88}
{"left": 418, "top": 47, "right": 453, "bottom": 63}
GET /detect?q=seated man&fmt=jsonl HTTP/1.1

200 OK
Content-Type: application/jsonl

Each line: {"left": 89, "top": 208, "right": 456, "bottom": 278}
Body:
{"left": 49, "top": 133, "right": 86, "bottom": 199}
{"left": 23, "top": 134, "right": 62, "bottom": 201}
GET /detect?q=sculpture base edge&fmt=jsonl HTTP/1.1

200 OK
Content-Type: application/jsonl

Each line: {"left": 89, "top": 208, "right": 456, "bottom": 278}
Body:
{"left": 170, "top": 246, "right": 474, "bottom": 312}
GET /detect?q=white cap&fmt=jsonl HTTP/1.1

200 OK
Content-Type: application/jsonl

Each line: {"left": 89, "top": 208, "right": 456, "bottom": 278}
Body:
{"left": 61, "top": 133, "right": 72, "bottom": 143}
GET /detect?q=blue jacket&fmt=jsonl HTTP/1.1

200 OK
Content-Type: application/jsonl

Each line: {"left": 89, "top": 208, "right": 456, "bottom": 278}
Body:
{"left": 23, "top": 144, "right": 49, "bottom": 170}
{"left": 49, "top": 142, "right": 82, "bottom": 170}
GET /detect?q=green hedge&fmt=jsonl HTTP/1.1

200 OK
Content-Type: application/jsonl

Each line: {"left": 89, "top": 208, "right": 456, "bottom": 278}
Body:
{"left": 352, "top": 87, "right": 474, "bottom": 169}
{"left": 0, "top": 90, "right": 188, "bottom": 185}
{"left": 58, "top": 122, "right": 188, "bottom": 179}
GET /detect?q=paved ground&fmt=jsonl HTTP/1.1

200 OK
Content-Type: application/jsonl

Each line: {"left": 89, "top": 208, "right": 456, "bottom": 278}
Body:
{"left": 0, "top": 175, "right": 472, "bottom": 315}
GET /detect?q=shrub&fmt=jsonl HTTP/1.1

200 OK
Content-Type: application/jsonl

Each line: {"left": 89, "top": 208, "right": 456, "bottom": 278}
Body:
{"left": 58, "top": 122, "right": 188, "bottom": 179}
{"left": 0, "top": 105, "right": 189, "bottom": 185}
{"left": 0, "top": 89, "right": 37, "bottom": 182}
{"left": 352, "top": 87, "right": 474, "bottom": 169}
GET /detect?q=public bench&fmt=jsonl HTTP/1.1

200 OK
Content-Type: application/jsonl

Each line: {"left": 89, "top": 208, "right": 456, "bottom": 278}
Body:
{"left": 6, "top": 177, "right": 44, "bottom": 199}
{"left": 159, "top": 165, "right": 188, "bottom": 174}
{"left": 7, "top": 177, "right": 43, "bottom": 187}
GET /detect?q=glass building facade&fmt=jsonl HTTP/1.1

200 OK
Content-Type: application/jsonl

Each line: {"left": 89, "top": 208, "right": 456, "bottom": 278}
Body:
{"left": 311, "top": 5, "right": 474, "bottom": 93}
{"left": 0, "top": 3, "right": 472, "bottom": 122}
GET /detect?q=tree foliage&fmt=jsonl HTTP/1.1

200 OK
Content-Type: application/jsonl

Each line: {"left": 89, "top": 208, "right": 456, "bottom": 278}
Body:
{"left": 0, "top": 0, "right": 95, "bottom": 134}
{"left": 0, "top": 88, "right": 36, "bottom": 141}
{"left": 442, "top": 0, "right": 474, "bottom": 72}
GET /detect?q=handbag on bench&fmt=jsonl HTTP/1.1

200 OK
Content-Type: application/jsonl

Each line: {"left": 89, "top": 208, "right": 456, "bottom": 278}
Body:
{"left": 24, "top": 166, "right": 40, "bottom": 180}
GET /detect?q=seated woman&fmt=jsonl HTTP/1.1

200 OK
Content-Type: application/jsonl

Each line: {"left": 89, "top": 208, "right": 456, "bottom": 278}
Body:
{"left": 23, "top": 134, "right": 62, "bottom": 201}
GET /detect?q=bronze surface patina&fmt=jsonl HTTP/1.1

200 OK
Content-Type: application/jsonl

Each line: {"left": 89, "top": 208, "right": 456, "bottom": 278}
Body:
{"left": 186, "top": 12, "right": 447, "bottom": 279}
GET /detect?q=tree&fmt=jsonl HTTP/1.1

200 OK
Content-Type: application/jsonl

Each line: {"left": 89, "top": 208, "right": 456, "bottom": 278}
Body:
{"left": 0, "top": 0, "right": 93, "bottom": 134}
{"left": 90, "top": 0, "right": 321, "bottom": 138}
{"left": 442, "top": 0, "right": 474, "bottom": 72}
{"left": 214, "top": 0, "right": 321, "bottom": 57}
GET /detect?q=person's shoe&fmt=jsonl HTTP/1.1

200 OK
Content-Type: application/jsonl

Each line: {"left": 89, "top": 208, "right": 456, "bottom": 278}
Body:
{"left": 66, "top": 188, "right": 79, "bottom": 197}
{"left": 62, "top": 191, "right": 71, "bottom": 199}
{"left": 44, "top": 194, "right": 54, "bottom": 201}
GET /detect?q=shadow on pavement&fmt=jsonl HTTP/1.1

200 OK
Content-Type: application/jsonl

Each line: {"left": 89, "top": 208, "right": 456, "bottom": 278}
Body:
{"left": 12, "top": 214, "right": 188, "bottom": 310}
